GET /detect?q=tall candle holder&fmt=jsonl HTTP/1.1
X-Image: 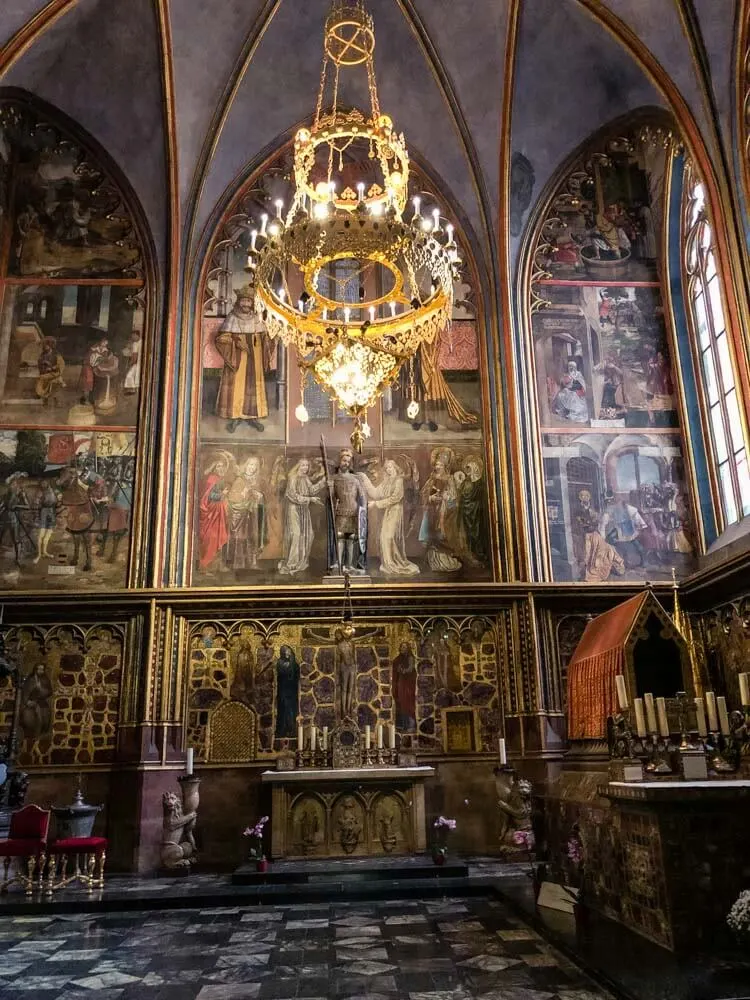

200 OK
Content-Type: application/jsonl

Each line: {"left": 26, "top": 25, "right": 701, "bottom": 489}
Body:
{"left": 644, "top": 732, "right": 674, "bottom": 775}
{"left": 607, "top": 711, "right": 646, "bottom": 781}
{"left": 706, "top": 731, "right": 736, "bottom": 774}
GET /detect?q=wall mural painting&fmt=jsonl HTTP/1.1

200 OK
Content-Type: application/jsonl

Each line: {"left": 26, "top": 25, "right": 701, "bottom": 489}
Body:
{"left": 0, "top": 623, "right": 124, "bottom": 766}
{"left": 185, "top": 618, "right": 500, "bottom": 761}
{"left": 0, "top": 101, "right": 147, "bottom": 590}
{"left": 194, "top": 150, "right": 492, "bottom": 587}
{"left": 0, "top": 429, "right": 135, "bottom": 588}
{"left": 531, "top": 127, "right": 695, "bottom": 582}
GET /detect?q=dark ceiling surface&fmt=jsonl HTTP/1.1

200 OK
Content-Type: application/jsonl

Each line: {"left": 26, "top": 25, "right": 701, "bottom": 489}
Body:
{"left": 0, "top": 0, "right": 741, "bottom": 287}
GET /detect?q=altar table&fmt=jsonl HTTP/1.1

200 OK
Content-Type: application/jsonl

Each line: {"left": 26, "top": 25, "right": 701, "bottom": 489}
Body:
{"left": 262, "top": 766, "right": 435, "bottom": 859}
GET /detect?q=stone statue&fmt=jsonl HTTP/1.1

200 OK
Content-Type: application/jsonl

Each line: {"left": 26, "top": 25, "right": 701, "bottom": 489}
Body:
{"left": 326, "top": 448, "right": 367, "bottom": 575}
{"left": 495, "top": 767, "right": 532, "bottom": 852}
{"left": 336, "top": 795, "right": 362, "bottom": 854}
{"left": 160, "top": 783, "right": 199, "bottom": 870}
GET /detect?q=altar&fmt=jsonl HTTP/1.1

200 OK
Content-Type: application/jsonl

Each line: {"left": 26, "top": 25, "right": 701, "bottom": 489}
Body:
{"left": 262, "top": 766, "right": 435, "bottom": 859}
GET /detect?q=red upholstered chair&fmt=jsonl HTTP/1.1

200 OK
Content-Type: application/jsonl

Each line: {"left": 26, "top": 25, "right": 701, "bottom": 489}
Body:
{"left": 0, "top": 804, "right": 51, "bottom": 896}
{"left": 46, "top": 836, "right": 108, "bottom": 894}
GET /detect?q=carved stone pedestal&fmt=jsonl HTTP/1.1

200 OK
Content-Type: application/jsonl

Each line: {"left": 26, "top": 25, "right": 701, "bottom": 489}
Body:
{"left": 262, "top": 766, "right": 434, "bottom": 860}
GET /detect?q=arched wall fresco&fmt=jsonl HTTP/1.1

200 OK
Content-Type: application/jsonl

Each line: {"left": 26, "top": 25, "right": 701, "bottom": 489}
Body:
{"left": 524, "top": 114, "right": 698, "bottom": 584}
{"left": 0, "top": 91, "right": 153, "bottom": 590}
{"left": 189, "top": 142, "right": 499, "bottom": 588}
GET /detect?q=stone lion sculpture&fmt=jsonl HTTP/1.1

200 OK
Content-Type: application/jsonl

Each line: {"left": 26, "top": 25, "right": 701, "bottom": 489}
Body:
{"left": 161, "top": 790, "right": 198, "bottom": 869}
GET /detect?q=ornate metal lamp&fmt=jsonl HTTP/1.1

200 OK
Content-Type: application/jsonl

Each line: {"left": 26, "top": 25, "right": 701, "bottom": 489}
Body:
{"left": 246, "top": 0, "right": 461, "bottom": 450}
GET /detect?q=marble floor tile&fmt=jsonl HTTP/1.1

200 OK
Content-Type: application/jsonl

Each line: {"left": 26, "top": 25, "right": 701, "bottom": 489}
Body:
{"left": 5, "top": 975, "right": 74, "bottom": 991}
{"left": 285, "top": 918, "right": 329, "bottom": 929}
{"left": 69, "top": 972, "right": 141, "bottom": 989}
{"left": 336, "top": 946, "right": 390, "bottom": 962}
{"left": 459, "top": 954, "right": 524, "bottom": 972}
{"left": 44, "top": 949, "right": 109, "bottom": 962}
{"left": 335, "top": 925, "right": 383, "bottom": 938}
{"left": 196, "top": 984, "right": 261, "bottom": 999}
{"left": 339, "top": 959, "right": 398, "bottom": 975}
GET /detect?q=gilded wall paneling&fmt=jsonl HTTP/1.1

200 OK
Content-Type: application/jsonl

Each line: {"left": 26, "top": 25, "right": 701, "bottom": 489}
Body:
{"left": 0, "top": 622, "right": 124, "bottom": 767}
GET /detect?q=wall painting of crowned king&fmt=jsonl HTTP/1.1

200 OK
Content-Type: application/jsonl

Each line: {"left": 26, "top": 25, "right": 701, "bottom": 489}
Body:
{"left": 0, "top": 100, "right": 147, "bottom": 590}
{"left": 530, "top": 125, "right": 696, "bottom": 582}
{"left": 193, "top": 147, "right": 495, "bottom": 587}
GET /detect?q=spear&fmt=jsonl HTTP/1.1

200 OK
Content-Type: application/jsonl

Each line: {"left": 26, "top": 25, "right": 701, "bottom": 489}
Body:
{"left": 320, "top": 435, "right": 343, "bottom": 577}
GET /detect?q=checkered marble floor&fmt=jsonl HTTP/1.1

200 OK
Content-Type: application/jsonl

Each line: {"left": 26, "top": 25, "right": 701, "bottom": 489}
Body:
{"left": 0, "top": 896, "right": 614, "bottom": 1000}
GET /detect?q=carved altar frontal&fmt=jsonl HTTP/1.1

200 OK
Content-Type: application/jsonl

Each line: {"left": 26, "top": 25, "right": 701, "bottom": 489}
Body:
{"left": 262, "top": 767, "right": 434, "bottom": 859}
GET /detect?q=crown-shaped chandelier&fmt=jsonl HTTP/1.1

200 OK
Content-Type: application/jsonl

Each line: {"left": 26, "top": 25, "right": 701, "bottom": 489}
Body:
{"left": 246, "top": 0, "right": 461, "bottom": 450}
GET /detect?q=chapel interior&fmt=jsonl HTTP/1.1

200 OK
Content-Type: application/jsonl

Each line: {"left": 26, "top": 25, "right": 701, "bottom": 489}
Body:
{"left": 1, "top": 2, "right": 750, "bottom": 999}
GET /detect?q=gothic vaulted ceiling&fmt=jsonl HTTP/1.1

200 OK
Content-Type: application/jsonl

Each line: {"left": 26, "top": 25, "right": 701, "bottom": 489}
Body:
{"left": 0, "top": 0, "right": 740, "bottom": 286}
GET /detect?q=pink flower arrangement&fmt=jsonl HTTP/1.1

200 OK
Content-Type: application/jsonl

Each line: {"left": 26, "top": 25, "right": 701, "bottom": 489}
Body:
{"left": 512, "top": 829, "right": 535, "bottom": 852}
{"left": 567, "top": 835, "right": 584, "bottom": 867}
{"left": 433, "top": 816, "right": 457, "bottom": 831}
{"left": 243, "top": 815, "right": 269, "bottom": 861}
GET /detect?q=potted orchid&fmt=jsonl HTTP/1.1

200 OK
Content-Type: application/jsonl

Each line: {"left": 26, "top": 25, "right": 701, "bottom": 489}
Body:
{"left": 432, "top": 815, "right": 456, "bottom": 865}
{"left": 243, "top": 815, "right": 269, "bottom": 872}
{"left": 512, "top": 828, "right": 544, "bottom": 900}
{"left": 565, "top": 825, "right": 586, "bottom": 930}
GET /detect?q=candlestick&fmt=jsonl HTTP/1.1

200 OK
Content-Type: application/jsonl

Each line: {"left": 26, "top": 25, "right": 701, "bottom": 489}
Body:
{"left": 644, "top": 693, "right": 658, "bottom": 734}
{"left": 694, "top": 697, "right": 708, "bottom": 737}
{"left": 297, "top": 725, "right": 304, "bottom": 749}
{"left": 717, "top": 696, "right": 731, "bottom": 735}
{"left": 388, "top": 725, "right": 396, "bottom": 749}
{"left": 310, "top": 725, "right": 317, "bottom": 753}
{"left": 705, "top": 691, "right": 719, "bottom": 731}
{"left": 185, "top": 748, "right": 194, "bottom": 775}
{"left": 498, "top": 737, "right": 507, "bottom": 766}
{"left": 260, "top": 213, "right": 268, "bottom": 236}
{"left": 364, "top": 725, "right": 371, "bottom": 751}
{"left": 376, "top": 724, "right": 383, "bottom": 749}
{"left": 739, "top": 672, "right": 750, "bottom": 707}
{"left": 633, "top": 698, "right": 647, "bottom": 738}
{"left": 655, "top": 697, "right": 670, "bottom": 738}
{"left": 615, "top": 674, "right": 629, "bottom": 711}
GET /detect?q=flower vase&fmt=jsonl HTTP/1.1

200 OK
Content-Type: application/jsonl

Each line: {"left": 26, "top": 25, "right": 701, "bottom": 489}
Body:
{"left": 256, "top": 858, "right": 268, "bottom": 873}
{"left": 432, "top": 852, "right": 446, "bottom": 866}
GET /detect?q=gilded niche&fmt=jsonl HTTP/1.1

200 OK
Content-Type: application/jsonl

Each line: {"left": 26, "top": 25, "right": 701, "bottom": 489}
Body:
{"left": 184, "top": 617, "right": 501, "bottom": 762}
{"left": 0, "top": 624, "right": 123, "bottom": 765}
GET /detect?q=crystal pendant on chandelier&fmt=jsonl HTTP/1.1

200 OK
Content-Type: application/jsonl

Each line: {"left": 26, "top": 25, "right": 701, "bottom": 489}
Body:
{"left": 246, "top": 0, "right": 462, "bottom": 450}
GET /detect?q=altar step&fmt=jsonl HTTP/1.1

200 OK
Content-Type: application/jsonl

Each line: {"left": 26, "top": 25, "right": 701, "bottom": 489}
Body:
{"left": 232, "top": 855, "right": 469, "bottom": 885}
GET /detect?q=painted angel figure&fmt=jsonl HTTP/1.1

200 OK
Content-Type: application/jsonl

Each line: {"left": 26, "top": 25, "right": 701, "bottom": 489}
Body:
{"left": 360, "top": 458, "right": 419, "bottom": 576}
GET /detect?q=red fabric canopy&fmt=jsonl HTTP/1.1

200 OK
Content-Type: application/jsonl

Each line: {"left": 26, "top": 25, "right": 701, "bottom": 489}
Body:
{"left": 567, "top": 592, "right": 648, "bottom": 741}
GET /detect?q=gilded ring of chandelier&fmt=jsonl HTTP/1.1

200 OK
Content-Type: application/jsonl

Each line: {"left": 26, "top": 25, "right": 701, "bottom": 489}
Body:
{"left": 294, "top": 112, "right": 409, "bottom": 217}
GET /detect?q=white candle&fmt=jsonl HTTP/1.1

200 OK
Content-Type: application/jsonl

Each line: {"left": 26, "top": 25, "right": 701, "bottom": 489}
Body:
{"left": 644, "top": 693, "right": 658, "bottom": 734}
{"left": 739, "top": 673, "right": 750, "bottom": 707}
{"left": 655, "top": 697, "right": 670, "bottom": 738}
{"left": 185, "top": 748, "right": 194, "bottom": 775}
{"left": 322, "top": 726, "right": 328, "bottom": 750}
{"left": 412, "top": 195, "right": 421, "bottom": 217}
{"left": 376, "top": 724, "right": 383, "bottom": 749}
{"left": 717, "top": 696, "right": 731, "bottom": 735}
{"left": 310, "top": 725, "right": 317, "bottom": 752}
{"left": 705, "top": 691, "right": 719, "bottom": 732}
{"left": 633, "top": 698, "right": 647, "bottom": 738}
{"left": 498, "top": 738, "right": 507, "bottom": 765}
{"left": 297, "top": 725, "right": 304, "bottom": 749}
{"left": 344, "top": 306, "right": 351, "bottom": 324}
{"left": 694, "top": 697, "right": 708, "bottom": 738}
{"left": 446, "top": 222, "right": 454, "bottom": 243}
{"left": 364, "top": 725, "right": 371, "bottom": 751}
{"left": 615, "top": 674, "right": 628, "bottom": 711}
{"left": 389, "top": 725, "right": 396, "bottom": 749}
{"left": 250, "top": 229, "right": 258, "bottom": 251}
{"left": 432, "top": 207, "right": 440, "bottom": 232}
{"left": 369, "top": 306, "right": 375, "bottom": 323}
{"left": 357, "top": 181, "right": 365, "bottom": 202}
{"left": 260, "top": 213, "right": 268, "bottom": 236}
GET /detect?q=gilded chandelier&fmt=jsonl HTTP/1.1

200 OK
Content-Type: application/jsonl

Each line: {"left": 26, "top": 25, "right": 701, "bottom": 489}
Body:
{"left": 246, "top": 0, "right": 461, "bottom": 449}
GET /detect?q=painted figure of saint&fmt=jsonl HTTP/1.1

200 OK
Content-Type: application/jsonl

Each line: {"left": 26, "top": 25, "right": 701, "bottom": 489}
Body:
{"left": 277, "top": 459, "right": 326, "bottom": 576}
{"left": 419, "top": 450, "right": 462, "bottom": 573}
{"left": 225, "top": 457, "right": 266, "bottom": 571}
{"left": 20, "top": 662, "right": 53, "bottom": 739}
{"left": 198, "top": 456, "right": 230, "bottom": 570}
{"left": 122, "top": 330, "right": 142, "bottom": 394}
{"left": 460, "top": 457, "right": 489, "bottom": 566}
{"left": 275, "top": 644, "right": 300, "bottom": 738}
{"left": 78, "top": 337, "right": 118, "bottom": 406}
{"left": 230, "top": 629, "right": 255, "bottom": 704}
{"left": 551, "top": 361, "right": 589, "bottom": 424}
{"left": 214, "top": 285, "right": 269, "bottom": 433}
{"left": 326, "top": 448, "right": 367, "bottom": 575}
{"left": 362, "top": 460, "right": 419, "bottom": 576}
{"left": 392, "top": 641, "right": 417, "bottom": 731}
{"left": 35, "top": 337, "right": 66, "bottom": 405}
